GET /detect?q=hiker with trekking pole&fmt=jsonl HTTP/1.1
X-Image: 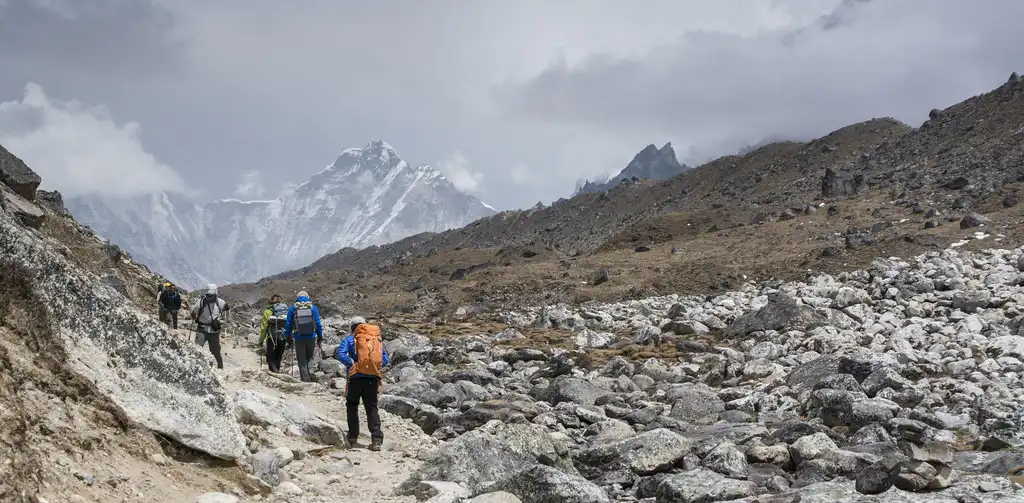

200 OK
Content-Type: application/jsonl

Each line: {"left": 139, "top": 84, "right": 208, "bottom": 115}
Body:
{"left": 190, "top": 284, "right": 230, "bottom": 369}
{"left": 282, "top": 291, "right": 324, "bottom": 382}
{"left": 259, "top": 294, "right": 290, "bottom": 373}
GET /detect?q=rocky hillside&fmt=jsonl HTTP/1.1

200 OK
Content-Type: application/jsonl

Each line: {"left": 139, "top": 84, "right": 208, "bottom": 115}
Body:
{"left": 65, "top": 140, "right": 496, "bottom": 289}
{"left": 223, "top": 73, "right": 1024, "bottom": 318}
{"left": 274, "top": 73, "right": 1023, "bottom": 282}
{"left": 574, "top": 142, "right": 690, "bottom": 196}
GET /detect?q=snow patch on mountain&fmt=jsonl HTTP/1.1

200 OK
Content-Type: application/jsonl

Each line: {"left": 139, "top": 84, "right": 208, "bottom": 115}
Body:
{"left": 66, "top": 140, "right": 495, "bottom": 289}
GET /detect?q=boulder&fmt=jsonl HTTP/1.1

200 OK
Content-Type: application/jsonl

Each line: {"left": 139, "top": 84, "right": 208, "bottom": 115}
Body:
{"left": 233, "top": 389, "right": 344, "bottom": 446}
{"left": 655, "top": 469, "right": 757, "bottom": 503}
{"left": 1, "top": 186, "right": 45, "bottom": 229}
{"left": 725, "top": 292, "right": 828, "bottom": 337}
{"left": 960, "top": 212, "right": 992, "bottom": 229}
{"left": 482, "top": 465, "right": 609, "bottom": 503}
{"left": 0, "top": 144, "right": 41, "bottom": 200}
{"left": 821, "top": 167, "right": 864, "bottom": 198}
{"left": 538, "top": 377, "right": 608, "bottom": 407}
{"left": 666, "top": 387, "right": 726, "bottom": 424}
{"left": 396, "top": 420, "right": 576, "bottom": 495}
{"left": 575, "top": 428, "right": 691, "bottom": 478}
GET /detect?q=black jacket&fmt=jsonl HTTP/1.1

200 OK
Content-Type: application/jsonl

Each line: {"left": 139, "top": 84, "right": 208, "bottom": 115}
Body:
{"left": 159, "top": 290, "right": 182, "bottom": 310}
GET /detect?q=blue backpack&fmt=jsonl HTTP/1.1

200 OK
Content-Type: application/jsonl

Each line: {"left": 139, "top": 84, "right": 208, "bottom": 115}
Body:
{"left": 294, "top": 303, "right": 316, "bottom": 335}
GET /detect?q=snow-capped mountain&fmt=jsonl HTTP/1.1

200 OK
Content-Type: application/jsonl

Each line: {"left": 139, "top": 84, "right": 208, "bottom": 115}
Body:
{"left": 574, "top": 142, "right": 690, "bottom": 196}
{"left": 66, "top": 141, "right": 496, "bottom": 289}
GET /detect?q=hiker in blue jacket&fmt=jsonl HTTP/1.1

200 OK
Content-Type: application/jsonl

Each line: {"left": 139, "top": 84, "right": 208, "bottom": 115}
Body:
{"left": 336, "top": 316, "right": 391, "bottom": 450}
{"left": 284, "top": 290, "right": 324, "bottom": 382}
{"left": 336, "top": 316, "right": 392, "bottom": 374}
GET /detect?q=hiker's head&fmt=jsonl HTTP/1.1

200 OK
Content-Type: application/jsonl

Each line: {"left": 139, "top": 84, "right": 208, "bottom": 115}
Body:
{"left": 297, "top": 290, "right": 310, "bottom": 301}
{"left": 269, "top": 294, "right": 282, "bottom": 304}
{"left": 169, "top": 284, "right": 176, "bottom": 292}
{"left": 206, "top": 284, "right": 218, "bottom": 298}
{"left": 349, "top": 315, "right": 366, "bottom": 332}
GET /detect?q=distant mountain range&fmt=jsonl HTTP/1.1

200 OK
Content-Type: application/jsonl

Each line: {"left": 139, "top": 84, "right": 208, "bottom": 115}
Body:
{"left": 65, "top": 140, "right": 496, "bottom": 289}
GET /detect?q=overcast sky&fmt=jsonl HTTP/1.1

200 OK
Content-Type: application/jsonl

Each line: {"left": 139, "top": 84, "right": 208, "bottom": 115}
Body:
{"left": 0, "top": 0, "right": 1020, "bottom": 209}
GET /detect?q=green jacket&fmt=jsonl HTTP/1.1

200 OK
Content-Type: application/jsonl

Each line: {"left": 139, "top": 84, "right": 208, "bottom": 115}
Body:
{"left": 259, "top": 305, "right": 272, "bottom": 345}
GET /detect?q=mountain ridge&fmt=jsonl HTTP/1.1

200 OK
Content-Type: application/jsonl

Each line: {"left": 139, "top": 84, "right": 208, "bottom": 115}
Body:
{"left": 574, "top": 141, "right": 690, "bottom": 196}
{"left": 64, "top": 140, "right": 495, "bottom": 289}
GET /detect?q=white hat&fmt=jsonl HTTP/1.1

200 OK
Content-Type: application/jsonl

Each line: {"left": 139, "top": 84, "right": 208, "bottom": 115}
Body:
{"left": 297, "top": 290, "right": 309, "bottom": 299}
{"left": 349, "top": 316, "right": 366, "bottom": 326}
{"left": 206, "top": 284, "right": 218, "bottom": 295}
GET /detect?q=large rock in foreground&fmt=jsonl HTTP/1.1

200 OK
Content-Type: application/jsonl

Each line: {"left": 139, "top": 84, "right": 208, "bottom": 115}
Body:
{"left": 396, "top": 420, "right": 576, "bottom": 496}
{"left": 233, "top": 389, "right": 345, "bottom": 446}
{"left": 0, "top": 207, "right": 247, "bottom": 459}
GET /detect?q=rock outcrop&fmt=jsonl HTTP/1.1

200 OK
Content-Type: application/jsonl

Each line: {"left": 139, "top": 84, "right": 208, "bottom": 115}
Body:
{"left": 0, "top": 144, "right": 41, "bottom": 201}
{"left": 0, "top": 160, "right": 246, "bottom": 460}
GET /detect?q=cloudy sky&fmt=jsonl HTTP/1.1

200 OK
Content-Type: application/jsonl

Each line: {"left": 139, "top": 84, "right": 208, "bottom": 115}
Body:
{"left": 0, "top": 0, "right": 1020, "bottom": 209}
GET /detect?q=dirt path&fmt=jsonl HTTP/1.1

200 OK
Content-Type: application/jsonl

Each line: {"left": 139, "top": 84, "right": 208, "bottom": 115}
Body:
{"left": 152, "top": 328, "right": 439, "bottom": 503}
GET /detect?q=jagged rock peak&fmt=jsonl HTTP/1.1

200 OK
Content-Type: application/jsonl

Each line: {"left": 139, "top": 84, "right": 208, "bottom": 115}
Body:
{"left": 573, "top": 142, "right": 690, "bottom": 196}
{"left": 328, "top": 139, "right": 405, "bottom": 175}
{"left": 629, "top": 142, "right": 681, "bottom": 170}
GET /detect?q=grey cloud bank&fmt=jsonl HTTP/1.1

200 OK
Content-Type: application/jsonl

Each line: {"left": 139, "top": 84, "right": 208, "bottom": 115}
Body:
{"left": 0, "top": 0, "right": 1021, "bottom": 209}
{"left": 502, "top": 0, "right": 1024, "bottom": 166}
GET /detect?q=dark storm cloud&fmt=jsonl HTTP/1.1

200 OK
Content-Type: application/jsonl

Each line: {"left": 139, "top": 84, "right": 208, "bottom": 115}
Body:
{"left": 0, "top": 0, "right": 184, "bottom": 79}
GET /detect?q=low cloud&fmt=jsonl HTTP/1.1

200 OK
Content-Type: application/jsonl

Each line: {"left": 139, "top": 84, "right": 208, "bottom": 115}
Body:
{"left": 509, "top": 164, "right": 542, "bottom": 186}
{"left": 438, "top": 151, "right": 485, "bottom": 194}
{"left": 502, "top": 0, "right": 1023, "bottom": 165}
{"left": 234, "top": 170, "right": 266, "bottom": 198}
{"left": 0, "top": 82, "right": 191, "bottom": 198}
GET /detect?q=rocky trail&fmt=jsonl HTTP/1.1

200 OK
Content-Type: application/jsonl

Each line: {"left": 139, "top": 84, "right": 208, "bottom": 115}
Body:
{"left": 185, "top": 329, "right": 440, "bottom": 503}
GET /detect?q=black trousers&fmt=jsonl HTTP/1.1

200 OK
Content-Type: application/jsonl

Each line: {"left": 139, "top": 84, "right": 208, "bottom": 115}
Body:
{"left": 265, "top": 336, "right": 287, "bottom": 372}
{"left": 346, "top": 377, "right": 382, "bottom": 441}
{"left": 195, "top": 330, "right": 223, "bottom": 369}
{"left": 159, "top": 308, "right": 178, "bottom": 329}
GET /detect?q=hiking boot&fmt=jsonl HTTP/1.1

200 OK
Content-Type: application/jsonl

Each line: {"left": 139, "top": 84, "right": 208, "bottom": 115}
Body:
{"left": 369, "top": 437, "right": 382, "bottom": 452}
{"left": 346, "top": 437, "right": 358, "bottom": 449}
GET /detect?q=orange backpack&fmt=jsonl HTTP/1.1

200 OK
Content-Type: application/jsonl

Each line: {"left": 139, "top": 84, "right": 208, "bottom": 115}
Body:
{"left": 350, "top": 323, "right": 384, "bottom": 378}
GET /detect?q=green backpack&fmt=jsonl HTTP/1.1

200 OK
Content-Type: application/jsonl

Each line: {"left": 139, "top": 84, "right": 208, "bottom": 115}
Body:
{"left": 266, "top": 302, "right": 289, "bottom": 341}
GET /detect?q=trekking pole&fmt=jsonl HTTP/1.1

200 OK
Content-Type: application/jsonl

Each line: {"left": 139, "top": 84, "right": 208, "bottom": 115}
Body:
{"left": 230, "top": 309, "right": 238, "bottom": 349}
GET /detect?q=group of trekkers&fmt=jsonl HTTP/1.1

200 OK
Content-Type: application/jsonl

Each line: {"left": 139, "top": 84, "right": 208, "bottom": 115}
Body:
{"left": 156, "top": 280, "right": 389, "bottom": 452}
{"left": 258, "top": 291, "right": 390, "bottom": 451}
